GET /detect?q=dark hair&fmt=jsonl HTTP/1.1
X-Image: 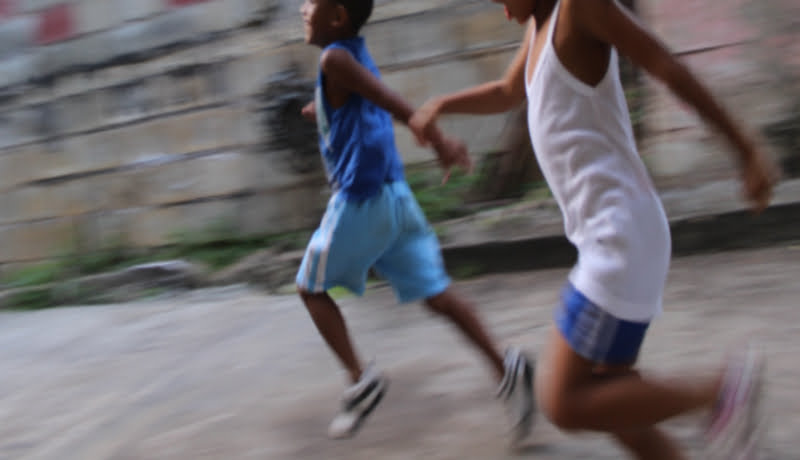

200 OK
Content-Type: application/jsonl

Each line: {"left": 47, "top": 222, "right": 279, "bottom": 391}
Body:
{"left": 336, "top": 0, "right": 373, "bottom": 33}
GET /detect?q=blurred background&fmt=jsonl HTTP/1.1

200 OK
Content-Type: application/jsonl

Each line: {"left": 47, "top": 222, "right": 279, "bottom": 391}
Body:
{"left": 0, "top": 0, "right": 797, "bottom": 300}
{"left": 0, "top": 1, "right": 799, "bottom": 459}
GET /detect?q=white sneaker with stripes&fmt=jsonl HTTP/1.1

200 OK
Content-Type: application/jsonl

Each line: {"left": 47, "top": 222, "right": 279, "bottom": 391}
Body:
{"left": 496, "top": 347, "right": 536, "bottom": 443}
{"left": 705, "top": 341, "right": 766, "bottom": 460}
{"left": 328, "top": 363, "right": 389, "bottom": 439}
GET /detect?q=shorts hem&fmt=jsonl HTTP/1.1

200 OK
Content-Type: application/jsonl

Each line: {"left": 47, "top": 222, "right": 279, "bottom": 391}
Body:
{"left": 395, "top": 278, "right": 451, "bottom": 304}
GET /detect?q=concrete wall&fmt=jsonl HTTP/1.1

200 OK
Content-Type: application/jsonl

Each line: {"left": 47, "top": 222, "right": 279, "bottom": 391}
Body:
{"left": 0, "top": 0, "right": 797, "bottom": 265}
{"left": 639, "top": 0, "right": 800, "bottom": 187}
{"left": 0, "top": 0, "right": 523, "bottom": 265}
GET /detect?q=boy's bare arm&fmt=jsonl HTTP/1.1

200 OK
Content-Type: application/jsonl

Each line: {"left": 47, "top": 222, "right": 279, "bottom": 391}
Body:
{"left": 576, "top": 0, "right": 777, "bottom": 209}
{"left": 321, "top": 48, "right": 416, "bottom": 124}
{"left": 321, "top": 47, "right": 470, "bottom": 177}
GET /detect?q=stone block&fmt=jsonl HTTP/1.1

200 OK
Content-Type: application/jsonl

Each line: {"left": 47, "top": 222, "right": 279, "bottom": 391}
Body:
{"left": 0, "top": 52, "right": 36, "bottom": 88}
{"left": 33, "top": 33, "right": 115, "bottom": 79}
{"left": 52, "top": 90, "right": 103, "bottom": 134}
{"left": 16, "top": 0, "right": 63, "bottom": 14}
{"left": 369, "top": 0, "right": 452, "bottom": 22}
{"left": 60, "top": 128, "right": 138, "bottom": 174}
{"left": 54, "top": 106, "right": 249, "bottom": 179}
{"left": 75, "top": 0, "right": 120, "bottom": 35}
{"left": 0, "top": 180, "right": 92, "bottom": 223}
{"left": 159, "top": 107, "right": 245, "bottom": 156}
{"left": 108, "top": 11, "right": 195, "bottom": 58}
{"left": 248, "top": 150, "right": 324, "bottom": 190}
{"left": 0, "top": 15, "right": 36, "bottom": 58}
{"left": 642, "top": 130, "right": 735, "bottom": 186}
{"left": 74, "top": 209, "right": 138, "bottom": 251}
{"left": 645, "top": 0, "right": 758, "bottom": 53}
{"left": 133, "top": 152, "right": 261, "bottom": 206}
{"left": 80, "top": 168, "right": 148, "bottom": 212}
{"left": 224, "top": 47, "right": 298, "bottom": 98}
{"left": 238, "top": 182, "right": 327, "bottom": 236}
{"left": 35, "top": 3, "right": 75, "bottom": 45}
{"left": 114, "top": 0, "right": 163, "bottom": 22}
{"left": 0, "top": 103, "right": 51, "bottom": 149}
{"left": 0, "top": 0, "right": 15, "bottom": 19}
{"left": 0, "top": 144, "right": 49, "bottom": 187}
{"left": 0, "top": 217, "right": 76, "bottom": 262}
{"left": 128, "top": 199, "right": 242, "bottom": 247}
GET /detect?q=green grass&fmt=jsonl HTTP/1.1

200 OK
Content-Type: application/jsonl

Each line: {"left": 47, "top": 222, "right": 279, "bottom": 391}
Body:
{"left": 2, "top": 262, "right": 64, "bottom": 289}
{"left": 406, "top": 168, "right": 480, "bottom": 222}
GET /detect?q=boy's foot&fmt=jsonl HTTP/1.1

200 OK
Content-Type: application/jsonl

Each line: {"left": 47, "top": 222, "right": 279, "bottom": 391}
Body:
{"left": 705, "top": 341, "right": 766, "bottom": 460}
{"left": 496, "top": 347, "right": 536, "bottom": 443}
{"left": 328, "top": 363, "right": 389, "bottom": 439}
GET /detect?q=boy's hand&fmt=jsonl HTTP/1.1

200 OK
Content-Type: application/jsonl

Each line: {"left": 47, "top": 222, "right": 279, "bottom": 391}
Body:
{"left": 433, "top": 135, "right": 472, "bottom": 185}
{"left": 409, "top": 99, "right": 442, "bottom": 147}
{"left": 741, "top": 147, "right": 779, "bottom": 213}
{"left": 301, "top": 101, "right": 316, "bottom": 122}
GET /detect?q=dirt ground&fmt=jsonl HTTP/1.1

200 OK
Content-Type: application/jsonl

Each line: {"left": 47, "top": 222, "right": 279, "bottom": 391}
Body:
{"left": 1, "top": 245, "right": 798, "bottom": 460}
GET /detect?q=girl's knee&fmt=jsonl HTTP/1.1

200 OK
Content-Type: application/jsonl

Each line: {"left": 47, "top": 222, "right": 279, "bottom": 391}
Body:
{"left": 536, "top": 362, "right": 584, "bottom": 432}
{"left": 539, "top": 389, "right": 584, "bottom": 432}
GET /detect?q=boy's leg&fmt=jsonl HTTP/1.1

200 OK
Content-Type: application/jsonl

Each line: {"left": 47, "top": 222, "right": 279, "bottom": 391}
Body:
{"left": 425, "top": 289, "right": 536, "bottom": 443}
{"left": 295, "top": 189, "right": 394, "bottom": 439}
{"left": 298, "top": 289, "right": 363, "bottom": 383}
{"left": 425, "top": 288, "right": 505, "bottom": 380}
{"left": 372, "top": 182, "right": 535, "bottom": 440}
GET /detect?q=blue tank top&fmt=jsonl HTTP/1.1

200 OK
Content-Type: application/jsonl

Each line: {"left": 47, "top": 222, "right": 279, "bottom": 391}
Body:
{"left": 315, "top": 37, "right": 405, "bottom": 202}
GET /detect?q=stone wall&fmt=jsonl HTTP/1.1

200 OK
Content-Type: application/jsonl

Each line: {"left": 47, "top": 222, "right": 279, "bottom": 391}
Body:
{"left": 0, "top": 0, "right": 796, "bottom": 266}
{"left": 0, "top": 0, "right": 523, "bottom": 266}
{"left": 639, "top": 0, "right": 800, "bottom": 187}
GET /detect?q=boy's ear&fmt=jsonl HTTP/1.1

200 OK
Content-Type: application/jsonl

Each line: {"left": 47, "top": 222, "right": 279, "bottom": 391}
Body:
{"left": 332, "top": 3, "right": 349, "bottom": 29}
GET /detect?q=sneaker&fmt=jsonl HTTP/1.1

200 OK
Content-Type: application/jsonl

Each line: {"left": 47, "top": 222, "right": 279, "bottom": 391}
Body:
{"left": 328, "top": 363, "right": 389, "bottom": 439}
{"left": 705, "top": 341, "right": 766, "bottom": 460}
{"left": 496, "top": 347, "right": 536, "bottom": 443}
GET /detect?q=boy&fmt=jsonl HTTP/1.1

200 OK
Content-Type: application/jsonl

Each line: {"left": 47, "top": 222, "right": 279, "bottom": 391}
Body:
{"left": 295, "top": 0, "right": 535, "bottom": 441}
{"left": 409, "top": 0, "right": 778, "bottom": 458}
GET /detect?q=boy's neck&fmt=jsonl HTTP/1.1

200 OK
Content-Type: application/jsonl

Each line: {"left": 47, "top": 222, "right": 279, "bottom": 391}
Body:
{"left": 320, "top": 31, "right": 359, "bottom": 48}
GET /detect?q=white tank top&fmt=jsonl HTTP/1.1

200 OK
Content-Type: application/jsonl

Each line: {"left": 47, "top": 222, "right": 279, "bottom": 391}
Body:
{"left": 525, "top": 0, "right": 671, "bottom": 321}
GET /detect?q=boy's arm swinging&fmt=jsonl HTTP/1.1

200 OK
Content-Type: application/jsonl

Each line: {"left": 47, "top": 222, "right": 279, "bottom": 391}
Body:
{"left": 320, "top": 47, "right": 471, "bottom": 179}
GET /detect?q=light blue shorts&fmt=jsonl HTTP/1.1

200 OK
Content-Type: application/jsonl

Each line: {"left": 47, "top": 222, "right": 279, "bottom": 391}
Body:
{"left": 555, "top": 283, "right": 650, "bottom": 365}
{"left": 296, "top": 181, "right": 451, "bottom": 303}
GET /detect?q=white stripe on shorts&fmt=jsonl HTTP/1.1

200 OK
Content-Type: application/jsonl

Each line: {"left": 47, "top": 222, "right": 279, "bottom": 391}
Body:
{"left": 313, "top": 197, "right": 343, "bottom": 291}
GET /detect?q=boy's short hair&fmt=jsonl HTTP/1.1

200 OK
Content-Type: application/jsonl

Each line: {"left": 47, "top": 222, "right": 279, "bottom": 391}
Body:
{"left": 336, "top": 0, "right": 373, "bottom": 33}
